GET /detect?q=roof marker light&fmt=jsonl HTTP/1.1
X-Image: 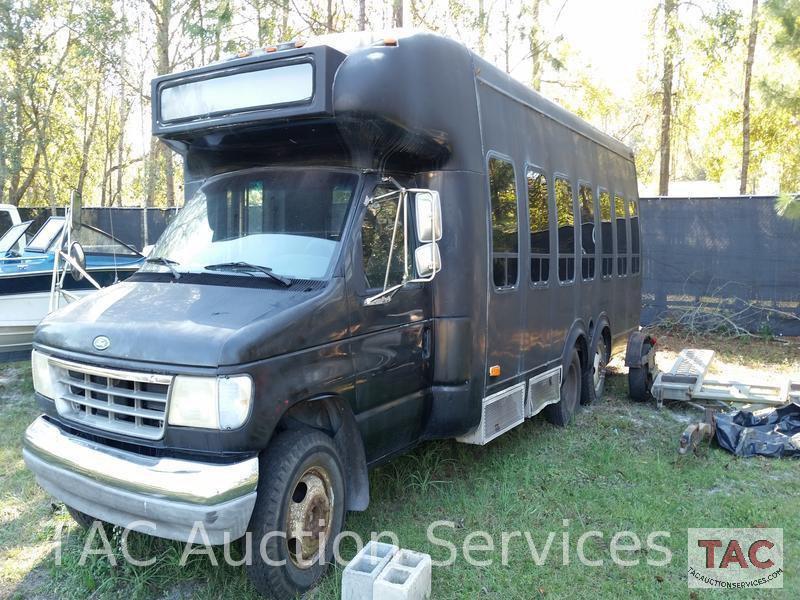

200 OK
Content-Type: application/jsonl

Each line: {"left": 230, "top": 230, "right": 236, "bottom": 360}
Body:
{"left": 294, "top": 39, "right": 306, "bottom": 48}
{"left": 237, "top": 50, "right": 252, "bottom": 58}
{"left": 265, "top": 46, "right": 278, "bottom": 53}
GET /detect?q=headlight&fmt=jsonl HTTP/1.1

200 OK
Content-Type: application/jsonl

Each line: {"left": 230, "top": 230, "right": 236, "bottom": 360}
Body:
{"left": 31, "top": 350, "right": 63, "bottom": 400}
{"left": 168, "top": 375, "right": 253, "bottom": 430}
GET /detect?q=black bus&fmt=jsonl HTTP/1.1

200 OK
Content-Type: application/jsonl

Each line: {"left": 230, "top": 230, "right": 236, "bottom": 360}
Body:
{"left": 24, "top": 31, "right": 644, "bottom": 599}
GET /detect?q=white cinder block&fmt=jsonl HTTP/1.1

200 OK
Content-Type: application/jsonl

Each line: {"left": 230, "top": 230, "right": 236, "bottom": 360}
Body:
{"left": 373, "top": 549, "right": 432, "bottom": 600}
{"left": 341, "top": 541, "right": 398, "bottom": 600}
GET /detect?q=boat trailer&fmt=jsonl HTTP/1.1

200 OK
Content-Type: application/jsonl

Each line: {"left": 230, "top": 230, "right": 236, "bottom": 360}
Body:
{"left": 627, "top": 340, "right": 800, "bottom": 455}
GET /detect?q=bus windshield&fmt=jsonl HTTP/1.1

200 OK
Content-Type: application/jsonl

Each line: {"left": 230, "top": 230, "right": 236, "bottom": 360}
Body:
{"left": 146, "top": 168, "right": 359, "bottom": 281}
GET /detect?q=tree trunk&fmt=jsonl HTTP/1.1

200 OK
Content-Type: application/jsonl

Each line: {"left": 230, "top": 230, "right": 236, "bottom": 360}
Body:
{"left": 358, "top": 0, "right": 366, "bottom": 30}
{"left": 393, "top": 0, "right": 403, "bottom": 27}
{"left": 530, "top": 0, "right": 541, "bottom": 90}
{"left": 76, "top": 78, "right": 103, "bottom": 200}
{"left": 658, "top": 0, "right": 677, "bottom": 197}
{"left": 147, "top": 0, "right": 176, "bottom": 207}
{"left": 477, "top": 0, "right": 486, "bottom": 55}
{"left": 326, "top": 0, "right": 334, "bottom": 32}
{"left": 280, "top": 0, "right": 289, "bottom": 39}
{"left": 740, "top": 0, "right": 759, "bottom": 196}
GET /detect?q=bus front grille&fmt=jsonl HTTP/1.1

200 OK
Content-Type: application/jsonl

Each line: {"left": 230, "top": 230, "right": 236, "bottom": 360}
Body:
{"left": 50, "top": 358, "right": 172, "bottom": 441}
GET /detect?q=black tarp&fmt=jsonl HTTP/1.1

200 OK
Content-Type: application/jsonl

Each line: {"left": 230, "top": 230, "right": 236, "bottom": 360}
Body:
{"left": 715, "top": 403, "right": 800, "bottom": 457}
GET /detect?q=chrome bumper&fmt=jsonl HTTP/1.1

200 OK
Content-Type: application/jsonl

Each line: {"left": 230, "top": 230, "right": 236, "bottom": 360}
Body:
{"left": 23, "top": 416, "right": 259, "bottom": 544}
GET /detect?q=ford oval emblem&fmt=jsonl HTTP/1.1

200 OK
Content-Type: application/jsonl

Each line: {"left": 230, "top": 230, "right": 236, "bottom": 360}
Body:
{"left": 93, "top": 336, "right": 110, "bottom": 351}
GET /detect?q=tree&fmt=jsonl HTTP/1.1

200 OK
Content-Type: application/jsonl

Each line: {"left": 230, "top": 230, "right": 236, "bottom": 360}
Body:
{"left": 658, "top": 0, "right": 677, "bottom": 196}
{"left": 529, "top": 0, "right": 541, "bottom": 90}
{"left": 739, "top": 0, "right": 759, "bottom": 195}
{"left": 393, "top": 0, "right": 403, "bottom": 28}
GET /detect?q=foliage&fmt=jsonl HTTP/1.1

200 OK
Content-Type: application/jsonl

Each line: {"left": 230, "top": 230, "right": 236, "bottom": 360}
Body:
{"left": 775, "top": 193, "right": 800, "bottom": 220}
{"left": 0, "top": 0, "right": 799, "bottom": 210}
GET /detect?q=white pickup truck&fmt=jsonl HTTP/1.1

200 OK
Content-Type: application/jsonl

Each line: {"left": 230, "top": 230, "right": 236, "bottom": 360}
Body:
{"left": 0, "top": 204, "right": 22, "bottom": 236}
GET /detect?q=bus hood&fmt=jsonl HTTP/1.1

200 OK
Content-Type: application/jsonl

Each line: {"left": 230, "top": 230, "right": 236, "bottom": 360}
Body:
{"left": 34, "top": 278, "right": 345, "bottom": 368}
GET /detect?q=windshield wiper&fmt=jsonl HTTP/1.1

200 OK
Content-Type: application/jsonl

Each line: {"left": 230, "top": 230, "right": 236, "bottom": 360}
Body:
{"left": 145, "top": 256, "right": 181, "bottom": 280}
{"left": 204, "top": 261, "right": 292, "bottom": 287}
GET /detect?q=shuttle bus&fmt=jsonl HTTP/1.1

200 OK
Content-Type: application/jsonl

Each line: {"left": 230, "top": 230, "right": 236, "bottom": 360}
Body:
{"left": 23, "top": 31, "right": 647, "bottom": 599}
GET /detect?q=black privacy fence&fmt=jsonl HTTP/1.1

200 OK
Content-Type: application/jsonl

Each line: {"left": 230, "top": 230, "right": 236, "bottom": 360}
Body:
{"left": 639, "top": 196, "right": 800, "bottom": 337}
{"left": 13, "top": 197, "right": 800, "bottom": 336}
{"left": 17, "top": 207, "right": 179, "bottom": 251}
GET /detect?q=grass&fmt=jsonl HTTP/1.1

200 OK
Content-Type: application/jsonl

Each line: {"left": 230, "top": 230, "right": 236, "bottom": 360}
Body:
{"left": 1, "top": 329, "right": 798, "bottom": 599}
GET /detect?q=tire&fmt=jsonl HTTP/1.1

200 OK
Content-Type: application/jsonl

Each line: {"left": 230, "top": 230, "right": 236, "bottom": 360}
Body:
{"left": 629, "top": 342, "right": 653, "bottom": 402}
{"left": 246, "top": 429, "right": 346, "bottom": 600}
{"left": 545, "top": 349, "right": 582, "bottom": 427}
{"left": 65, "top": 505, "right": 103, "bottom": 531}
{"left": 581, "top": 333, "right": 609, "bottom": 406}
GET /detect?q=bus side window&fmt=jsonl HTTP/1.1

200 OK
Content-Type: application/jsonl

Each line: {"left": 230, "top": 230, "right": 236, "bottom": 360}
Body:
{"left": 629, "top": 197, "right": 640, "bottom": 274}
{"left": 488, "top": 157, "right": 519, "bottom": 288}
{"left": 527, "top": 169, "right": 550, "bottom": 285}
{"left": 615, "top": 194, "right": 627, "bottom": 276}
{"left": 599, "top": 190, "right": 613, "bottom": 277}
{"left": 555, "top": 177, "right": 575, "bottom": 283}
{"left": 579, "top": 183, "right": 595, "bottom": 281}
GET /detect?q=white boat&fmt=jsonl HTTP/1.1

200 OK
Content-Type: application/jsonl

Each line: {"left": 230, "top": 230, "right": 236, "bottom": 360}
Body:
{"left": 0, "top": 217, "right": 144, "bottom": 359}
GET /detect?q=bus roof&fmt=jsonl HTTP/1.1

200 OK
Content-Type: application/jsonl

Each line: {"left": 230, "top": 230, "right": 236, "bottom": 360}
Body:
{"left": 152, "top": 31, "right": 633, "bottom": 174}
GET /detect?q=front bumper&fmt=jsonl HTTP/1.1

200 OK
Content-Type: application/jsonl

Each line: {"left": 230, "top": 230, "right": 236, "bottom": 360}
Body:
{"left": 23, "top": 416, "right": 259, "bottom": 544}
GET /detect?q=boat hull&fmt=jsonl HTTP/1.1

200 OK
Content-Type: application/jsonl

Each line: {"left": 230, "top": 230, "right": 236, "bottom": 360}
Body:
{"left": 0, "top": 268, "right": 139, "bottom": 359}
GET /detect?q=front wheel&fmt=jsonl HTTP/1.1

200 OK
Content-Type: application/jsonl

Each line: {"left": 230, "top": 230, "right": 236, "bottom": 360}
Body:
{"left": 545, "top": 348, "right": 582, "bottom": 427}
{"left": 65, "top": 505, "right": 105, "bottom": 531}
{"left": 246, "top": 429, "right": 346, "bottom": 600}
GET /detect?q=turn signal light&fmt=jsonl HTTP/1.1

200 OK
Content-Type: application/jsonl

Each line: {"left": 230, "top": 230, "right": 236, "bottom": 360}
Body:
{"left": 489, "top": 365, "right": 501, "bottom": 377}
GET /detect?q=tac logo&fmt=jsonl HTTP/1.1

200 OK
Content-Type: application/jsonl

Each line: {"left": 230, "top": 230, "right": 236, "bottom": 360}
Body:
{"left": 687, "top": 528, "right": 783, "bottom": 589}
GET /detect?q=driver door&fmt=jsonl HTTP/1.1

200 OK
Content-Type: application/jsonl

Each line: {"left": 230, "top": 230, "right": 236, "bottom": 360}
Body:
{"left": 346, "top": 183, "right": 431, "bottom": 463}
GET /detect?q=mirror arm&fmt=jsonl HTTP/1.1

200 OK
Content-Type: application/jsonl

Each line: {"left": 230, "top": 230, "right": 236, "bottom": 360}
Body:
{"left": 363, "top": 283, "right": 404, "bottom": 306}
{"left": 58, "top": 250, "right": 102, "bottom": 290}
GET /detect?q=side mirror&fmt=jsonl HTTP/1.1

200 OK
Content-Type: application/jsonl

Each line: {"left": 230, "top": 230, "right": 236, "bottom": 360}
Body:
{"left": 69, "top": 189, "right": 82, "bottom": 233}
{"left": 414, "top": 242, "right": 441, "bottom": 278}
{"left": 415, "top": 191, "right": 442, "bottom": 243}
{"left": 68, "top": 241, "right": 86, "bottom": 281}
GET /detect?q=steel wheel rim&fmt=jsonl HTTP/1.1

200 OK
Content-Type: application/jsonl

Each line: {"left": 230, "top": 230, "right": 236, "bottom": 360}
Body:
{"left": 285, "top": 466, "right": 334, "bottom": 569}
{"left": 593, "top": 339, "right": 608, "bottom": 395}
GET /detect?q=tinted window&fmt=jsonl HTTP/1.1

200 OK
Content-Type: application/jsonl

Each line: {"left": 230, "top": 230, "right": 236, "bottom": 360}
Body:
{"left": 579, "top": 184, "right": 596, "bottom": 280}
{"left": 489, "top": 157, "right": 519, "bottom": 288}
{"left": 629, "top": 197, "right": 641, "bottom": 274}
{"left": 160, "top": 63, "right": 314, "bottom": 122}
{"left": 599, "top": 190, "right": 613, "bottom": 277}
{"left": 555, "top": 177, "right": 575, "bottom": 283}
{"left": 615, "top": 194, "right": 627, "bottom": 276}
{"left": 362, "top": 186, "right": 406, "bottom": 289}
{"left": 148, "top": 169, "right": 358, "bottom": 280}
{"left": 27, "top": 218, "right": 64, "bottom": 252}
{"left": 527, "top": 169, "right": 550, "bottom": 285}
{"left": 0, "top": 211, "right": 11, "bottom": 234}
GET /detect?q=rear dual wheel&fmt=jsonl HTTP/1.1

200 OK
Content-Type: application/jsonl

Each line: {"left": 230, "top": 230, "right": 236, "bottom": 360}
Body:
{"left": 545, "top": 348, "right": 582, "bottom": 427}
{"left": 582, "top": 334, "right": 610, "bottom": 406}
